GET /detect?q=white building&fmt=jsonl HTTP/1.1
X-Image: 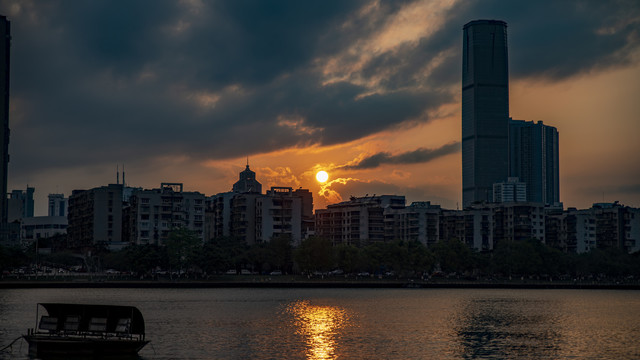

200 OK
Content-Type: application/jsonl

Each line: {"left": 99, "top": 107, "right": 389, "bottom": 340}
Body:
{"left": 21, "top": 216, "right": 68, "bottom": 244}
{"left": 256, "top": 187, "right": 302, "bottom": 246}
{"left": 493, "top": 177, "right": 527, "bottom": 203}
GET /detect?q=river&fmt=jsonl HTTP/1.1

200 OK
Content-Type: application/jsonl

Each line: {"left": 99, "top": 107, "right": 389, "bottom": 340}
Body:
{"left": 1, "top": 288, "right": 639, "bottom": 359}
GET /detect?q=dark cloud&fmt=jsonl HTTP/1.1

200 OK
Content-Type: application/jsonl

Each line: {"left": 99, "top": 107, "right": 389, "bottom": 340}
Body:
{"left": 341, "top": 142, "right": 461, "bottom": 170}
{"left": 451, "top": 0, "right": 640, "bottom": 80}
{"left": 1, "top": 0, "right": 639, "bottom": 182}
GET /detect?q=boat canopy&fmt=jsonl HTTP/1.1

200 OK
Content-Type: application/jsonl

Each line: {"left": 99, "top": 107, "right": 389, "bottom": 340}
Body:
{"left": 38, "top": 303, "right": 146, "bottom": 335}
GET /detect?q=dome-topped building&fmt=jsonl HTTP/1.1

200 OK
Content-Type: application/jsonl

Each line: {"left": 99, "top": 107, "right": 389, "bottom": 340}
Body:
{"left": 232, "top": 163, "right": 262, "bottom": 194}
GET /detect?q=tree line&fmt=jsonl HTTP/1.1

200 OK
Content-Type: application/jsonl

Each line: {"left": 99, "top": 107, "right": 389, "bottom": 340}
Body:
{"left": 2, "top": 228, "right": 639, "bottom": 280}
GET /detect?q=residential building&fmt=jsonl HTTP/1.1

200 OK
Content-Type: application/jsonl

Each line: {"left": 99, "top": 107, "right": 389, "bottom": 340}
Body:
{"left": 125, "top": 183, "right": 205, "bottom": 246}
{"left": 67, "top": 184, "right": 124, "bottom": 250}
{"left": 256, "top": 187, "right": 302, "bottom": 246}
{"left": 315, "top": 195, "right": 405, "bottom": 246}
{"left": 384, "top": 201, "right": 441, "bottom": 247}
{"left": 493, "top": 177, "right": 527, "bottom": 203}
{"left": 462, "top": 20, "right": 510, "bottom": 207}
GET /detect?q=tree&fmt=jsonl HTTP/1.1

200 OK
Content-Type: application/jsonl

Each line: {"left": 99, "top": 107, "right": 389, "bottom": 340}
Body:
{"left": 294, "top": 236, "right": 333, "bottom": 273}
{"left": 198, "top": 236, "right": 247, "bottom": 274}
{"left": 334, "top": 244, "right": 360, "bottom": 274}
{"left": 433, "top": 238, "right": 474, "bottom": 274}
{"left": 166, "top": 228, "right": 202, "bottom": 274}
{"left": 268, "top": 234, "right": 293, "bottom": 273}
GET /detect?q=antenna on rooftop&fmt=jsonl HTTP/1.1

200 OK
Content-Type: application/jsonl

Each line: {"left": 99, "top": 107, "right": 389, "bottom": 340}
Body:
{"left": 122, "top": 164, "right": 126, "bottom": 187}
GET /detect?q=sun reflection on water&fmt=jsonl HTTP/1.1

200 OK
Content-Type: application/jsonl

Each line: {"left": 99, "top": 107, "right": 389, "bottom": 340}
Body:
{"left": 287, "top": 300, "right": 349, "bottom": 360}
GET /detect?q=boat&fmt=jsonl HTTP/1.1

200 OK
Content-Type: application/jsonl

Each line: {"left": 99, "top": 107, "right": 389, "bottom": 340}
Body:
{"left": 23, "top": 303, "right": 150, "bottom": 358}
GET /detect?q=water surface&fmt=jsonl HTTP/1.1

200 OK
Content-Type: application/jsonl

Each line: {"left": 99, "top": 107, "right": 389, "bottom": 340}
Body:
{"left": 1, "top": 288, "right": 638, "bottom": 359}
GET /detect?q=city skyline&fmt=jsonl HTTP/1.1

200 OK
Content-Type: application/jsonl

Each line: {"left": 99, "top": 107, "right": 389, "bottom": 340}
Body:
{"left": 0, "top": 1, "right": 639, "bottom": 215}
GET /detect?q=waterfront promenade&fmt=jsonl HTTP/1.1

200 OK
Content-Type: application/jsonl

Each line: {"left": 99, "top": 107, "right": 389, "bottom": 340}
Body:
{"left": 1, "top": 273, "right": 638, "bottom": 290}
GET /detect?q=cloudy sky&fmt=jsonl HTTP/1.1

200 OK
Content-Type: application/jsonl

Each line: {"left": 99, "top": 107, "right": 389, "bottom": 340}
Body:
{"left": 1, "top": 0, "right": 639, "bottom": 215}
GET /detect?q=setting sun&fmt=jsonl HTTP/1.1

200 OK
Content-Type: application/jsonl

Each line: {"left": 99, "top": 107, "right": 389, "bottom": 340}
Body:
{"left": 316, "top": 170, "right": 329, "bottom": 183}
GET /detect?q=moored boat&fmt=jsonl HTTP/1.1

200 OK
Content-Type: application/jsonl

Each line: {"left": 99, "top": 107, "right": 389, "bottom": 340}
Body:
{"left": 23, "top": 303, "right": 149, "bottom": 357}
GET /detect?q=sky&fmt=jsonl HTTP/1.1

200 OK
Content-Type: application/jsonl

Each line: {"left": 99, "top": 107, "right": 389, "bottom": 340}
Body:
{"left": 1, "top": 0, "right": 639, "bottom": 215}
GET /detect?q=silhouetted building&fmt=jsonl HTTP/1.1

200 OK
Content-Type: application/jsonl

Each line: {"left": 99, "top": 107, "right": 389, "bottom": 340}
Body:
{"left": 546, "top": 202, "right": 640, "bottom": 253}
{"left": 67, "top": 184, "right": 124, "bottom": 250}
{"left": 256, "top": 187, "right": 302, "bottom": 245}
{"left": 0, "top": 16, "right": 10, "bottom": 226}
{"left": 384, "top": 201, "right": 441, "bottom": 247}
{"left": 8, "top": 186, "right": 34, "bottom": 222}
{"left": 207, "top": 166, "right": 312, "bottom": 246}
{"left": 493, "top": 177, "right": 526, "bottom": 203}
{"left": 509, "top": 119, "right": 560, "bottom": 205}
{"left": 462, "top": 20, "right": 510, "bottom": 207}
{"left": 20, "top": 216, "right": 67, "bottom": 245}
{"left": 48, "top": 193, "right": 68, "bottom": 217}
{"left": 315, "top": 195, "right": 405, "bottom": 246}
{"left": 233, "top": 164, "right": 262, "bottom": 194}
{"left": 124, "top": 183, "right": 205, "bottom": 246}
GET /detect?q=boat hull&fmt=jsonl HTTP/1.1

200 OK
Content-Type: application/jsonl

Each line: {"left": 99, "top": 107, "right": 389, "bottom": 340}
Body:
{"left": 23, "top": 335, "right": 149, "bottom": 357}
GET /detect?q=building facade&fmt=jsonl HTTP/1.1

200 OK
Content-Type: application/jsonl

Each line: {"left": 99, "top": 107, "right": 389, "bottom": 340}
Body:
{"left": 124, "top": 183, "right": 205, "bottom": 246}
{"left": 67, "top": 184, "right": 124, "bottom": 250}
{"left": 509, "top": 119, "right": 560, "bottom": 205}
{"left": 48, "top": 193, "right": 68, "bottom": 217}
{"left": 315, "top": 195, "right": 405, "bottom": 246}
{"left": 493, "top": 177, "right": 527, "bottom": 203}
{"left": 7, "top": 187, "right": 35, "bottom": 222}
{"left": 20, "top": 216, "right": 67, "bottom": 245}
{"left": 462, "top": 20, "right": 510, "bottom": 207}
{"left": 0, "top": 16, "right": 10, "bottom": 226}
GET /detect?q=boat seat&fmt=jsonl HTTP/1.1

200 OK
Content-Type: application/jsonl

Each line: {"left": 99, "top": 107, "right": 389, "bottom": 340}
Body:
{"left": 88, "top": 317, "right": 108, "bottom": 333}
{"left": 39, "top": 316, "right": 59, "bottom": 333}
{"left": 63, "top": 316, "right": 81, "bottom": 333}
{"left": 115, "top": 318, "right": 131, "bottom": 336}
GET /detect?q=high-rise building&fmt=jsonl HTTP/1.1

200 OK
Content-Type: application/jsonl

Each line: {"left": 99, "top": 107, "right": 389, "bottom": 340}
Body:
{"left": 48, "top": 193, "right": 68, "bottom": 217}
{"left": 0, "top": 16, "right": 10, "bottom": 225}
{"left": 509, "top": 119, "right": 560, "bottom": 205}
{"left": 7, "top": 186, "right": 34, "bottom": 222}
{"left": 462, "top": 20, "right": 510, "bottom": 207}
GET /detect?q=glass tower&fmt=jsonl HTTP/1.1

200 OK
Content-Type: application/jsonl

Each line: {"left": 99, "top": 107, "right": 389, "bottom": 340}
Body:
{"left": 509, "top": 119, "right": 560, "bottom": 205}
{"left": 462, "top": 20, "right": 509, "bottom": 208}
{"left": 0, "top": 16, "right": 9, "bottom": 224}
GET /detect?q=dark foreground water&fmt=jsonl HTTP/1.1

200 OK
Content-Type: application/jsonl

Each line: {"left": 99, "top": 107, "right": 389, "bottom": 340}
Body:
{"left": 1, "top": 288, "right": 639, "bottom": 359}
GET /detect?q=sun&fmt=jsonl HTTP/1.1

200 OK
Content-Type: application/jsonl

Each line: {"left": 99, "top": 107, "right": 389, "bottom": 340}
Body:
{"left": 316, "top": 170, "right": 329, "bottom": 183}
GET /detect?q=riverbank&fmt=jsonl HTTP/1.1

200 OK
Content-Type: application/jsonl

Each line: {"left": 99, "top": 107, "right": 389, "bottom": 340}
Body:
{"left": 1, "top": 275, "right": 639, "bottom": 290}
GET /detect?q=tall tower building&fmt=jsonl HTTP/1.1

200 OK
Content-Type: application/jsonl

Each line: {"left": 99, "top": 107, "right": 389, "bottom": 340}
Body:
{"left": 462, "top": 20, "right": 509, "bottom": 207}
{"left": 509, "top": 119, "right": 560, "bottom": 205}
{"left": 0, "top": 16, "right": 10, "bottom": 224}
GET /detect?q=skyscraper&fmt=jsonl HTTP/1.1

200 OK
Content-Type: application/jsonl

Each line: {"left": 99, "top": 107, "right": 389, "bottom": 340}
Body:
{"left": 509, "top": 119, "right": 560, "bottom": 205}
{"left": 462, "top": 20, "right": 509, "bottom": 208}
{"left": 0, "top": 16, "right": 10, "bottom": 224}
